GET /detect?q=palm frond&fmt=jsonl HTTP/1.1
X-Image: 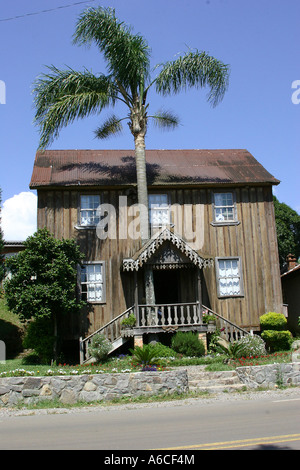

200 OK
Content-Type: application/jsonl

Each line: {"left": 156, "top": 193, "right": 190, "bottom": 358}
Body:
{"left": 33, "top": 66, "right": 118, "bottom": 148}
{"left": 73, "top": 6, "right": 151, "bottom": 94}
{"left": 155, "top": 50, "right": 230, "bottom": 107}
{"left": 150, "top": 110, "right": 180, "bottom": 130}
{"left": 94, "top": 115, "right": 124, "bottom": 139}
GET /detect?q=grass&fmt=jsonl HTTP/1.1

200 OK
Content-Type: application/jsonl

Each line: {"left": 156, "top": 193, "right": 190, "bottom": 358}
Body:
{"left": 0, "top": 349, "right": 293, "bottom": 378}
{"left": 0, "top": 353, "right": 216, "bottom": 377}
{"left": 0, "top": 298, "right": 24, "bottom": 358}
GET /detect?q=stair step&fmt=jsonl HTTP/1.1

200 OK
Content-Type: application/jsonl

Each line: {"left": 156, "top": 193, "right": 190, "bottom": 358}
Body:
{"left": 182, "top": 367, "right": 246, "bottom": 394}
{"left": 190, "top": 383, "right": 247, "bottom": 393}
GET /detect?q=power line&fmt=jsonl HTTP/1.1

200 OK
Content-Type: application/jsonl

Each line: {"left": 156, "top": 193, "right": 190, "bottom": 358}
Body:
{"left": 0, "top": 0, "right": 98, "bottom": 23}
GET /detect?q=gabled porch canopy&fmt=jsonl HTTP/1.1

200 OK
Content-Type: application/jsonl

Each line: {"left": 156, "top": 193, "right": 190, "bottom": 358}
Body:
{"left": 122, "top": 227, "right": 214, "bottom": 271}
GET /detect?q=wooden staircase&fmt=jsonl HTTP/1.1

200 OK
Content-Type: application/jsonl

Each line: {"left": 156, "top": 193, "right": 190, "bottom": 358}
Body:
{"left": 79, "top": 306, "right": 135, "bottom": 364}
{"left": 79, "top": 304, "right": 249, "bottom": 364}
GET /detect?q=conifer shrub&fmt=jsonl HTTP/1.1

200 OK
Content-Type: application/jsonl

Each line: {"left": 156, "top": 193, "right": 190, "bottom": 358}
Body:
{"left": 171, "top": 331, "right": 205, "bottom": 357}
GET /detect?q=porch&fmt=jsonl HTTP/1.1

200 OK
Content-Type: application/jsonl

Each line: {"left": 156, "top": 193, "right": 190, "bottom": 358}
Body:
{"left": 79, "top": 302, "right": 248, "bottom": 364}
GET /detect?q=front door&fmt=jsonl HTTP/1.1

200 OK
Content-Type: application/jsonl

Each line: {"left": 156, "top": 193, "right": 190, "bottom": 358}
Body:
{"left": 153, "top": 270, "right": 180, "bottom": 304}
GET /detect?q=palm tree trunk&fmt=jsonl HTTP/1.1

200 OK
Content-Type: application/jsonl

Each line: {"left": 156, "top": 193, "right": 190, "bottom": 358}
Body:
{"left": 134, "top": 131, "right": 156, "bottom": 306}
{"left": 134, "top": 132, "right": 149, "bottom": 243}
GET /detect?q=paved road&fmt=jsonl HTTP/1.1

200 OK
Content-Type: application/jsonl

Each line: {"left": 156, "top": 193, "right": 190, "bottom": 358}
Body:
{"left": 1, "top": 390, "right": 300, "bottom": 451}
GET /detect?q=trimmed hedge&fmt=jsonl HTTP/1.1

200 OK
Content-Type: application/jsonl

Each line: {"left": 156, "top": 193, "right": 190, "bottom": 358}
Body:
{"left": 261, "top": 330, "right": 293, "bottom": 352}
{"left": 260, "top": 312, "right": 287, "bottom": 331}
{"left": 260, "top": 312, "right": 292, "bottom": 352}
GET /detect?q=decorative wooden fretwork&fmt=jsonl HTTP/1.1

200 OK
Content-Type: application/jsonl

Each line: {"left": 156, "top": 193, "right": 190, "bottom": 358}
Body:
{"left": 123, "top": 228, "right": 213, "bottom": 271}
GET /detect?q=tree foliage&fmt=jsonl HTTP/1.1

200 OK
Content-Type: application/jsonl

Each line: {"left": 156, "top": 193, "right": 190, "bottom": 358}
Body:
{"left": 4, "top": 228, "right": 84, "bottom": 323}
{"left": 33, "top": 6, "right": 230, "bottom": 150}
{"left": 273, "top": 196, "right": 300, "bottom": 270}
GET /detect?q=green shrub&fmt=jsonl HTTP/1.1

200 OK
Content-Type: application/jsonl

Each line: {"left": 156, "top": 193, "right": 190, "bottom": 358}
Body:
{"left": 260, "top": 312, "right": 287, "bottom": 331}
{"left": 87, "top": 333, "right": 112, "bottom": 362}
{"left": 261, "top": 330, "right": 293, "bottom": 352}
{"left": 151, "top": 342, "right": 177, "bottom": 358}
{"left": 171, "top": 331, "right": 205, "bottom": 357}
{"left": 214, "top": 334, "right": 266, "bottom": 359}
{"left": 233, "top": 334, "right": 266, "bottom": 358}
{"left": 23, "top": 318, "right": 55, "bottom": 364}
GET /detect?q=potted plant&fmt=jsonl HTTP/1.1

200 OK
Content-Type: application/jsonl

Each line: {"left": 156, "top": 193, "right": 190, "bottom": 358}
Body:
{"left": 121, "top": 313, "right": 136, "bottom": 337}
{"left": 203, "top": 312, "right": 216, "bottom": 332}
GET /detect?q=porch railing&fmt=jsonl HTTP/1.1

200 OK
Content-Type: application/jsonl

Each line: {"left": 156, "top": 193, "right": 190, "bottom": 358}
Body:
{"left": 137, "top": 302, "right": 202, "bottom": 328}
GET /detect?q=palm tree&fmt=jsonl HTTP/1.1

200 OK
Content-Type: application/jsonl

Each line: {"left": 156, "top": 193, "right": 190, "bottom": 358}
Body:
{"left": 33, "top": 6, "right": 230, "bottom": 244}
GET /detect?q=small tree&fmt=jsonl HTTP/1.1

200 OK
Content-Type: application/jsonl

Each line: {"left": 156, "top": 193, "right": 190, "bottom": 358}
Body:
{"left": 273, "top": 196, "right": 300, "bottom": 270}
{"left": 4, "top": 228, "right": 84, "bottom": 362}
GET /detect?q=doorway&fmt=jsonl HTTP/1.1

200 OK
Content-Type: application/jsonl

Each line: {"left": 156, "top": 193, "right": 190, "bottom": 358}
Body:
{"left": 153, "top": 270, "right": 180, "bottom": 304}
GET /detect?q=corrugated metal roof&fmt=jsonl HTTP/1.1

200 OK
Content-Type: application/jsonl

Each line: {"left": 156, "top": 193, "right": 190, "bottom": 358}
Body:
{"left": 29, "top": 149, "right": 280, "bottom": 188}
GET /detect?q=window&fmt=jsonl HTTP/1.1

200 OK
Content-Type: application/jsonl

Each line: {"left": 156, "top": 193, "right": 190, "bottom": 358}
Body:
{"left": 81, "top": 262, "right": 105, "bottom": 302}
{"left": 80, "top": 195, "right": 100, "bottom": 226}
{"left": 216, "top": 257, "right": 243, "bottom": 297}
{"left": 213, "top": 192, "right": 236, "bottom": 223}
{"left": 149, "top": 194, "right": 170, "bottom": 228}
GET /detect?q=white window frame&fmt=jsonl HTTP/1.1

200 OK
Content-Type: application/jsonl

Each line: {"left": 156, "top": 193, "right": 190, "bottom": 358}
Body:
{"left": 212, "top": 191, "right": 239, "bottom": 225}
{"left": 79, "top": 194, "right": 100, "bottom": 227}
{"left": 148, "top": 194, "right": 170, "bottom": 229}
{"left": 215, "top": 257, "right": 244, "bottom": 298}
{"left": 81, "top": 261, "right": 106, "bottom": 303}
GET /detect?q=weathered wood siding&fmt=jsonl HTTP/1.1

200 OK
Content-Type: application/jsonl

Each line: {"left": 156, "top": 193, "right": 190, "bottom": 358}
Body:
{"left": 37, "top": 184, "right": 282, "bottom": 335}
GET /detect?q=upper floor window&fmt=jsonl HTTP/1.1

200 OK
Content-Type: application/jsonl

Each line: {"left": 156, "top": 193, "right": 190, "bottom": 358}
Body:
{"left": 213, "top": 192, "right": 236, "bottom": 223}
{"left": 216, "top": 257, "right": 243, "bottom": 297}
{"left": 149, "top": 194, "right": 170, "bottom": 228}
{"left": 80, "top": 195, "right": 100, "bottom": 226}
{"left": 81, "top": 262, "right": 105, "bottom": 303}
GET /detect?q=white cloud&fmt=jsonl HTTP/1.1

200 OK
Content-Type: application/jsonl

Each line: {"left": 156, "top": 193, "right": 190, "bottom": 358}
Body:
{"left": 2, "top": 192, "right": 37, "bottom": 241}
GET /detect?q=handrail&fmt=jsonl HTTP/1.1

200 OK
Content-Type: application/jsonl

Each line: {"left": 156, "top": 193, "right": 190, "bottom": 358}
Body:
{"left": 202, "top": 304, "right": 249, "bottom": 340}
{"left": 79, "top": 305, "right": 134, "bottom": 364}
{"left": 82, "top": 306, "right": 135, "bottom": 342}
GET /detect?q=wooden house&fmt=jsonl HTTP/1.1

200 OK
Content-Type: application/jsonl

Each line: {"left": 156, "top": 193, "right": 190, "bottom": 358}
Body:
{"left": 29, "top": 149, "right": 283, "bottom": 362}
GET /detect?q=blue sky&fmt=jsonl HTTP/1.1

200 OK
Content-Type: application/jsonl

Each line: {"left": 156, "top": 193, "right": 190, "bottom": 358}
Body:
{"left": 0, "top": 0, "right": 299, "bottom": 240}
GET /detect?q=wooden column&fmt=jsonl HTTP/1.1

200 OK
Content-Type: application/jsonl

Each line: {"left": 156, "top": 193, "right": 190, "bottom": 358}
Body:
{"left": 197, "top": 268, "right": 203, "bottom": 323}
{"left": 134, "top": 270, "right": 139, "bottom": 326}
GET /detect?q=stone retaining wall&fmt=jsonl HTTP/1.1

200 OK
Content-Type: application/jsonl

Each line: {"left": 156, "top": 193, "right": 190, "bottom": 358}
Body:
{"left": 0, "top": 369, "right": 188, "bottom": 407}
{"left": 236, "top": 362, "right": 300, "bottom": 389}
